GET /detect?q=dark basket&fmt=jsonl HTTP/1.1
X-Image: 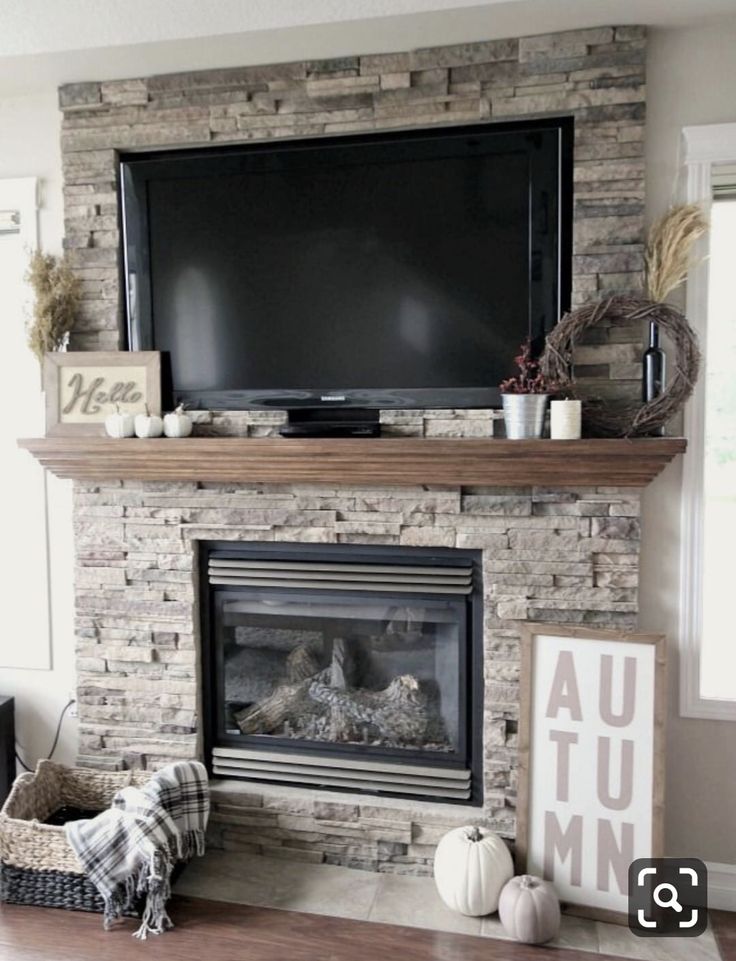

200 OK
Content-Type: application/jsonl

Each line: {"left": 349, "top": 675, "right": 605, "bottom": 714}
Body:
{"left": 0, "top": 861, "right": 185, "bottom": 914}
{"left": 0, "top": 761, "right": 184, "bottom": 915}
{"left": 1, "top": 863, "right": 122, "bottom": 913}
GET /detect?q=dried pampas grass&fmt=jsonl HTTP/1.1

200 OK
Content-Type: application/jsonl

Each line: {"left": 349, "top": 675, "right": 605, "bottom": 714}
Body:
{"left": 26, "top": 250, "right": 81, "bottom": 362}
{"left": 645, "top": 203, "right": 708, "bottom": 303}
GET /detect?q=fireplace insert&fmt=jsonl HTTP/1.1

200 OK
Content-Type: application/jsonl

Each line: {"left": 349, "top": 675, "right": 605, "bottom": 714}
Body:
{"left": 201, "top": 542, "right": 483, "bottom": 804}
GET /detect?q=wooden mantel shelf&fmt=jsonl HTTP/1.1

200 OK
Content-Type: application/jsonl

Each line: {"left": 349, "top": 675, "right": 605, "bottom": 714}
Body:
{"left": 18, "top": 436, "right": 686, "bottom": 487}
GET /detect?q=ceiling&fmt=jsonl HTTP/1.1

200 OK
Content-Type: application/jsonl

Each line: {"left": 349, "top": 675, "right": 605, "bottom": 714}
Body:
{"left": 1, "top": 0, "right": 735, "bottom": 96}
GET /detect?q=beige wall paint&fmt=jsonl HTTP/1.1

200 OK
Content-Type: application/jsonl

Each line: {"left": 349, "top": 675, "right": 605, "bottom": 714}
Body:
{"left": 1, "top": 16, "right": 734, "bottom": 863}
{"left": 642, "top": 19, "right": 736, "bottom": 864}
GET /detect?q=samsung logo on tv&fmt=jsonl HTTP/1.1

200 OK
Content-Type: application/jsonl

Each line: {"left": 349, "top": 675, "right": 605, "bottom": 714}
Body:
{"left": 321, "top": 395, "right": 346, "bottom": 402}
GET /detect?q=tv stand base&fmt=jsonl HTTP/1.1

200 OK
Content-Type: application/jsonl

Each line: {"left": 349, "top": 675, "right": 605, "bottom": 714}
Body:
{"left": 279, "top": 408, "right": 381, "bottom": 438}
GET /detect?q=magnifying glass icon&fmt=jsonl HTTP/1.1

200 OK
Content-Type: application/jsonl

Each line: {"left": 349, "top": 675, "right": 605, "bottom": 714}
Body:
{"left": 653, "top": 882, "right": 682, "bottom": 912}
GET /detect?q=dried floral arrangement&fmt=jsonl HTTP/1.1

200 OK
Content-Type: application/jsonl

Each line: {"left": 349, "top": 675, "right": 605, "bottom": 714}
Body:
{"left": 26, "top": 250, "right": 81, "bottom": 363}
{"left": 645, "top": 203, "right": 709, "bottom": 301}
{"left": 500, "top": 338, "right": 558, "bottom": 395}
{"left": 541, "top": 204, "right": 706, "bottom": 437}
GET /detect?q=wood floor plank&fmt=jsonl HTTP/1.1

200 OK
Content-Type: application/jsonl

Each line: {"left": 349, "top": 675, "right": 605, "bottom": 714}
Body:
{"left": 712, "top": 910, "right": 736, "bottom": 961}
{"left": 0, "top": 896, "right": 653, "bottom": 961}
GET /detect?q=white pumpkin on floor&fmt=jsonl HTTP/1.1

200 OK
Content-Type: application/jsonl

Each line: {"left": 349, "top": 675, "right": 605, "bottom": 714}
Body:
{"left": 433, "top": 825, "right": 513, "bottom": 916}
{"left": 498, "top": 874, "right": 561, "bottom": 944}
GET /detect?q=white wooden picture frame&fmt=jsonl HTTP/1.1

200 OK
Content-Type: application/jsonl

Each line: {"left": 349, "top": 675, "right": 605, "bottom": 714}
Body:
{"left": 516, "top": 623, "right": 666, "bottom": 924}
{"left": 43, "top": 350, "right": 161, "bottom": 436}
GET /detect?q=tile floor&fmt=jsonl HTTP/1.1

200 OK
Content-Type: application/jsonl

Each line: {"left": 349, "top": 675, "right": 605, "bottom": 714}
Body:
{"left": 174, "top": 850, "right": 722, "bottom": 961}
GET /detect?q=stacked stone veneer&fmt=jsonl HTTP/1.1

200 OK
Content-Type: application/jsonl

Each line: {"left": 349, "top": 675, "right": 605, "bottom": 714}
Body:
{"left": 74, "top": 480, "right": 641, "bottom": 873}
{"left": 63, "top": 24, "right": 648, "bottom": 873}
{"left": 60, "top": 24, "right": 647, "bottom": 419}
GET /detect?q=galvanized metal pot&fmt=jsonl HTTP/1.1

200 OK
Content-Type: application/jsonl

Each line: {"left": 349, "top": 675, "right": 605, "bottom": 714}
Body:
{"left": 501, "top": 393, "right": 548, "bottom": 439}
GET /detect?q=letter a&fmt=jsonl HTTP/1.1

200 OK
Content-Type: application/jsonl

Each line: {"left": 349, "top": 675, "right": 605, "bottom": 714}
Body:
{"left": 545, "top": 650, "right": 582, "bottom": 721}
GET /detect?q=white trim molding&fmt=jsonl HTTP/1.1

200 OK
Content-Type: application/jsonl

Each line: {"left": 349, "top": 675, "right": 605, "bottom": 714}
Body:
{"left": 706, "top": 861, "right": 736, "bottom": 912}
{"left": 679, "top": 124, "right": 736, "bottom": 720}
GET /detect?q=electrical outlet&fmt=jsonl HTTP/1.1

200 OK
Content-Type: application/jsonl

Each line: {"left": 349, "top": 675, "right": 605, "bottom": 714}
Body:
{"left": 68, "top": 691, "right": 78, "bottom": 718}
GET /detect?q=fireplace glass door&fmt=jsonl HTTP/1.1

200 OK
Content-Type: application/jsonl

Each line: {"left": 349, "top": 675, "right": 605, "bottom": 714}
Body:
{"left": 203, "top": 544, "right": 481, "bottom": 802}
{"left": 214, "top": 591, "right": 466, "bottom": 759}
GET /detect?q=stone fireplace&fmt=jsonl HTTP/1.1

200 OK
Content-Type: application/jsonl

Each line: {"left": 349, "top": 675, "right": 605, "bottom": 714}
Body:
{"left": 55, "top": 21, "right": 650, "bottom": 875}
{"left": 74, "top": 479, "right": 641, "bottom": 873}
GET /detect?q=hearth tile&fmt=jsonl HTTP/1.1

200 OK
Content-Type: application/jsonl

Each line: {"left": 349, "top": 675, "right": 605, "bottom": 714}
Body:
{"left": 480, "top": 915, "right": 513, "bottom": 941}
{"left": 550, "top": 914, "right": 601, "bottom": 952}
{"left": 596, "top": 919, "right": 720, "bottom": 961}
{"left": 482, "top": 910, "right": 601, "bottom": 952}
{"left": 369, "top": 872, "right": 482, "bottom": 936}
{"left": 174, "top": 849, "right": 380, "bottom": 920}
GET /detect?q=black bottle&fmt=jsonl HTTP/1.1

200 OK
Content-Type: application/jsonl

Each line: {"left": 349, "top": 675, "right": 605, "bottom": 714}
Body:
{"left": 642, "top": 320, "right": 666, "bottom": 402}
{"left": 642, "top": 320, "right": 666, "bottom": 435}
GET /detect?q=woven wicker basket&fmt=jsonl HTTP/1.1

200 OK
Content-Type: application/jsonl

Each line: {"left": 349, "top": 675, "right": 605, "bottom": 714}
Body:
{"left": 0, "top": 760, "right": 149, "bottom": 912}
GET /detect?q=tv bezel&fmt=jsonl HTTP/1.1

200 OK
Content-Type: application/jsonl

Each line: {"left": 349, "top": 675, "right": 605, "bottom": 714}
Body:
{"left": 120, "top": 117, "right": 573, "bottom": 412}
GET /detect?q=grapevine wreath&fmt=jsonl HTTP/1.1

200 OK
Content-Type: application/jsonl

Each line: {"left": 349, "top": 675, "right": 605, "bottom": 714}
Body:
{"left": 541, "top": 204, "right": 707, "bottom": 437}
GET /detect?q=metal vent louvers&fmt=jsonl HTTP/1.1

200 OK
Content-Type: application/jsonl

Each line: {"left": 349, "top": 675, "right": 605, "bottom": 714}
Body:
{"left": 212, "top": 746, "right": 471, "bottom": 801}
{"left": 208, "top": 557, "right": 473, "bottom": 595}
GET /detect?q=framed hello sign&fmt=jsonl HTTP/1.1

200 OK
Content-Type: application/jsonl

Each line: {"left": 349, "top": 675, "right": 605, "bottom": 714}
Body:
{"left": 44, "top": 351, "right": 161, "bottom": 436}
{"left": 516, "top": 624, "right": 666, "bottom": 924}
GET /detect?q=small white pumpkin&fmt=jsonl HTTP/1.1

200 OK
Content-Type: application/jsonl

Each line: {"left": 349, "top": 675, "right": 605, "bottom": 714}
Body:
{"left": 163, "top": 403, "right": 193, "bottom": 438}
{"left": 498, "top": 874, "right": 561, "bottom": 944}
{"left": 434, "top": 825, "right": 514, "bottom": 916}
{"left": 134, "top": 405, "right": 164, "bottom": 438}
{"left": 104, "top": 405, "right": 135, "bottom": 438}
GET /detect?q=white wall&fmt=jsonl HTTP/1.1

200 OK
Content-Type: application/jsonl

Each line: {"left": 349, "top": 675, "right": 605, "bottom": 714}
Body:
{"left": 642, "top": 18, "right": 736, "bottom": 865}
{"left": 1, "top": 17, "right": 735, "bottom": 863}
{"left": 0, "top": 91, "right": 78, "bottom": 766}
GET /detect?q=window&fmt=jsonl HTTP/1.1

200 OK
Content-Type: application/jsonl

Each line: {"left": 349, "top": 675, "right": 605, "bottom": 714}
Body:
{"left": 680, "top": 127, "right": 736, "bottom": 719}
{"left": 699, "top": 194, "right": 736, "bottom": 700}
{"left": 0, "top": 178, "right": 51, "bottom": 670}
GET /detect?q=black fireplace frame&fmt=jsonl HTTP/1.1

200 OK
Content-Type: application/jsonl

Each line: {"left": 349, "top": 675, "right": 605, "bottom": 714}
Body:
{"left": 199, "top": 540, "right": 484, "bottom": 805}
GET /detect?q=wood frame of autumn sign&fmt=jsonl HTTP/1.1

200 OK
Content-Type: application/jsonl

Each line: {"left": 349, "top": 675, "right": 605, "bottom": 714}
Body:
{"left": 43, "top": 351, "right": 161, "bottom": 436}
{"left": 516, "top": 623, "right": 666, "bottom": 925}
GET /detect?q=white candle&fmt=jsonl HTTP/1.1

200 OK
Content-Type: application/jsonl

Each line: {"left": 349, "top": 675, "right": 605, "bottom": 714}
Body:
{"left": 550, "top": 399, "right": 582, "bottom": 440}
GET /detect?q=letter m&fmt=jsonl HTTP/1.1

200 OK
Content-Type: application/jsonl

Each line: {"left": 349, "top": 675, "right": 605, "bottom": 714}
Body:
{"left": 543, "top": 811, "right": 583, "bottom": 888}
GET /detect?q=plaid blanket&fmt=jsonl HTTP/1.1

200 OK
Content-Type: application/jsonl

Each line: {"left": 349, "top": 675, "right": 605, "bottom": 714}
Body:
{"left": 65, "top": 761, "right": 209, "bottom": 939}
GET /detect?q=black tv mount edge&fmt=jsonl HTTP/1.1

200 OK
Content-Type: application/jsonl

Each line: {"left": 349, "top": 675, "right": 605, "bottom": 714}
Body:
{"left": 279, "top": 407, "right": 381, "bottom": 438}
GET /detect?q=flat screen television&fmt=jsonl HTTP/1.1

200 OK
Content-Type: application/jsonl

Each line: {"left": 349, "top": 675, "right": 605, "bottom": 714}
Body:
{"left": 121, "top": 118, "right": 572, "bottom": 433}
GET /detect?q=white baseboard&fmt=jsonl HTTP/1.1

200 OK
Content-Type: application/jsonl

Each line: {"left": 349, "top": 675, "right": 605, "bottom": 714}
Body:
{"left": 707, "top": 861, "right": 736, "bottom": 912}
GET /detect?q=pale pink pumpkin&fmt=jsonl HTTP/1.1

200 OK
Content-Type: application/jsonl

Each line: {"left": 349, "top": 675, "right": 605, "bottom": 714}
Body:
{"left": 498, "top": 874, "right": 561, "bottom": 944}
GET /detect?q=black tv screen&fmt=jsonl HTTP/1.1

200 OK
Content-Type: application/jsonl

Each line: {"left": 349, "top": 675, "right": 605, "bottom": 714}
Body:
{"left": 122, "top": 119, "right": 571, "bottom": 411}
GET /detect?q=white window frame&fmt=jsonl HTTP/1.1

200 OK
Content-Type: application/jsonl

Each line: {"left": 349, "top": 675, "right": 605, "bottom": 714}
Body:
{"left": 680, "top": 123, "right": 736, "bottom": 720}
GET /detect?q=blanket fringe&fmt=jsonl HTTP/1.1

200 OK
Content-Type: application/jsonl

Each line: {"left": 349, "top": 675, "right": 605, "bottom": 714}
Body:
{"left": 67, "top": 760, "right": 210, "bottom": 939}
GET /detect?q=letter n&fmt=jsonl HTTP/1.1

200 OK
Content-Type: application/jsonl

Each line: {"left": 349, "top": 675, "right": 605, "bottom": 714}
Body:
{"left": 597, "top": 820, "right": 634, "bottom": 894}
